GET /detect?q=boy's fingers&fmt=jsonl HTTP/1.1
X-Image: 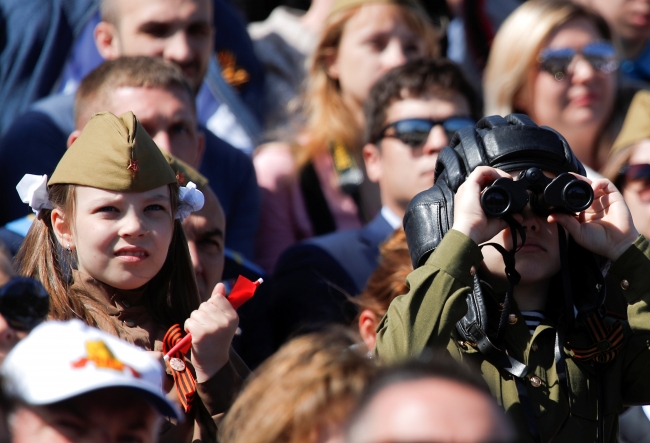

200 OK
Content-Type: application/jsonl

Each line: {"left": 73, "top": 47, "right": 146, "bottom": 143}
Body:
{"left": 547, "top": 213, "right": 580, "bottom": 238}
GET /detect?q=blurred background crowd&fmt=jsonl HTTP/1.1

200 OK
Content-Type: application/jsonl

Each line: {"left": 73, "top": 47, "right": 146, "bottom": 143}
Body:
{"left": 0, "top": 0, "right": 649, "bottom": 441}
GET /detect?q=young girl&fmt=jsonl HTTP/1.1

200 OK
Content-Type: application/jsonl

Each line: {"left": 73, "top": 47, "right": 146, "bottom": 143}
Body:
{"left": 16, "top": 111, "right": 247, "bottom": 442}
{"left": 375, "top": 115, "right": 650, "bottom": 442}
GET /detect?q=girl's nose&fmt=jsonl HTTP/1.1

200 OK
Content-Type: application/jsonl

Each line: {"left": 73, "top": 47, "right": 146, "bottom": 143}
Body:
{"left": 520, "top": 205, "right": 541, "bottom": 232}
{"left": 382, "top": 39, "right": 407, "bottom": 72}
{"left": 118, "top": 211, "right": 148, "bottom": 237}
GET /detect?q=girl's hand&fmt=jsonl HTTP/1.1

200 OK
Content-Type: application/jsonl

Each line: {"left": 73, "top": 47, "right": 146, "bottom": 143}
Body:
{"left": 185, "top": 283, "right": 238, "bottom": 383}
{"left": 452, "top": 166, "right": 518, "bottom": 245}
{"left": 548, "top": 175, "right": 639, "bottom": 261}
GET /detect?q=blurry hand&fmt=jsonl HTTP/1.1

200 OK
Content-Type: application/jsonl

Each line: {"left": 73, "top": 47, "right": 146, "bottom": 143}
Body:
{"left": 452, "top": 166, "right": 520, "bottom": 245}
{"left": 185, "top": 283, "right": 238, "bottom": 382}
{"left": 548, "top": 175, "right": 639, "bottom": 261}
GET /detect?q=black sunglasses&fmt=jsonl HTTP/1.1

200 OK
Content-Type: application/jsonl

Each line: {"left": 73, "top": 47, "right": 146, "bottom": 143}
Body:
{"left": 538, "top": 41, "right": 618, "bottom": 81}
{"left": 379, "top": 117, "right": 476, "bottom": 148}
{"left": 0, "top": 277, "right": 50, "bottom": 332}
{"left": 620, "top": 163, "right": 650, "bottom": 183}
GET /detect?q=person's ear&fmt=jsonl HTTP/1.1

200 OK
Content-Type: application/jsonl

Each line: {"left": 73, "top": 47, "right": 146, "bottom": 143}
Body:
{"left": 67, "top": 130, "right": 81, "bottom": 148}
{"left": 363, "top": 143, "right": 382, "bottom": 183}
{"left": 323, "top": 48, "right": 340, "bottom": 80}
{"left": 358, "top": 309, "right": 379, "bottom": 352}
{"left": 195, "top": 131, "right": 206, "bottom": 169}
{"left": 51, "top": 209, "right": 74, "bottom": 250}
{"left": 94, "top": 21, "right": 121, "bottom": 60}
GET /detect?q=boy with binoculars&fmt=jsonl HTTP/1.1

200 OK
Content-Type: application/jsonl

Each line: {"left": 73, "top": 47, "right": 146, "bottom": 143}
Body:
{"left": 375, "top": 115, "right": 650, "bottom": 443}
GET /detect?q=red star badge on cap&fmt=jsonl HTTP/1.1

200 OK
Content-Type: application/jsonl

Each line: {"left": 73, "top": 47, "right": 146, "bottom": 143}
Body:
{"left": 127, "top": 159, "right": 139, "bottom": 176}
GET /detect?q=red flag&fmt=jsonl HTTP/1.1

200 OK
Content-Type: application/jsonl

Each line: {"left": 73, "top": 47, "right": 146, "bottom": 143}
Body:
{"left": 228, "top": 276, "right": 262, "bottom": 309}
{"left": 163, "top": 276, "right": 263, "bottom": 361}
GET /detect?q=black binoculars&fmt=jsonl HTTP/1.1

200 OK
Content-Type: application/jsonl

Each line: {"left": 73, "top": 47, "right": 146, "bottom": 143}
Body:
{"left": 480, "top": 168, "right": 594, "bottom": 218}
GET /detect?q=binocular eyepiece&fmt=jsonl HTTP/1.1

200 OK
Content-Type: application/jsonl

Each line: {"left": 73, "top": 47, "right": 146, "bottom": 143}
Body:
{"left": 480, "top": 168, "right": 593, "bottom": 218}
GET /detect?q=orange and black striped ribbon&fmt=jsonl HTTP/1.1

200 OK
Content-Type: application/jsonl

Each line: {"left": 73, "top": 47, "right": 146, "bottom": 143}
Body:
{"left": 570, "top": 312, "right": 625, "bottom": 364}
{"left": 163, "top": 324, "right": 196, "bottom": 412}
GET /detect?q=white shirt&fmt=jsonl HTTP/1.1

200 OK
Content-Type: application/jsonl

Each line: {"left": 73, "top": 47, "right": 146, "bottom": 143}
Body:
{"left": 381, "top": 206, "right": 402, "bottom": 230}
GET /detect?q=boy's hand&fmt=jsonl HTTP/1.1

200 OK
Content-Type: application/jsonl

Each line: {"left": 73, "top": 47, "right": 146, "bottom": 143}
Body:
{"left": 548, "top": 175, "right": 639, "bottom": 261}
{"left": 184, "top": 282, "right": 238, "bottom": 383}
{"left": 452, "top": 166, "right": 519, "bottom": 245}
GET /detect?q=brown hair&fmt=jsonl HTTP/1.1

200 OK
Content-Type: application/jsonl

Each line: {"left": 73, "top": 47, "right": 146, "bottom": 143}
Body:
{"left": 219, "top": 328, "right": 376, "bottom": 443}
{"left": 16, "top": 183, "right": 200, "bottom": 334}
{"left": 294, "top": 3, "right": 439, "bottom": 168}
{"left": 364, "top": 58, "right": 481, "bottom": 145}
{"left": 75, "top": 56, "right": 195, "bottom": 127}
{"left": 354, "top": 229, "right": 411, "bottom": 320}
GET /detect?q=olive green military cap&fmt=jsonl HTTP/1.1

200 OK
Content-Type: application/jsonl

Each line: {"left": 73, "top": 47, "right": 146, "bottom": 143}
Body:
{"left": 160, "top": 150, "right": 209, "bottom": 190}
{"left": 49, "top": 111, "right": 177, "bottom": 192}
{"left": 330, "top": 0, "right": 426, "bottom": 16}
{"left": 611, "top": 90, "right": 650, "bottom": 155}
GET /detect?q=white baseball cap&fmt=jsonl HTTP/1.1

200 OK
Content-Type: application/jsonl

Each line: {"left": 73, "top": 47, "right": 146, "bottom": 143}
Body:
{"left": 2, "top": 319, "right": 181, "bottom": 420}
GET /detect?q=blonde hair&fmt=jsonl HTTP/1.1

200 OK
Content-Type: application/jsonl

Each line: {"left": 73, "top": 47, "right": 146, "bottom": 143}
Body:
{"left": 483, "top": 0, "right": 611, "bottom": 117}
{"left": 219, "top": 328, "right": 376, "bottom": 443}
{"left": 295, "top": 3, "right": 439, "bottom": 168}
{"left": 16, "top": 184, "right": 201, "bottom": 334}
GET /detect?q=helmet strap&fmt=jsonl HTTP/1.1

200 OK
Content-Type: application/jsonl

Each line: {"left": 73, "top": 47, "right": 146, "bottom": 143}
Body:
{"left": 480, "top": 214, "right": 526, "bottom": 344}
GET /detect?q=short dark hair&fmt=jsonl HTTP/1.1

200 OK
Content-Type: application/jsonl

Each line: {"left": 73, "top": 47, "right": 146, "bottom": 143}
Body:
{"left": 364, "top": 58, "right": 481, "bottom": 145}
{"left": 75, "top": 56, "right": 195, "bottom": 128}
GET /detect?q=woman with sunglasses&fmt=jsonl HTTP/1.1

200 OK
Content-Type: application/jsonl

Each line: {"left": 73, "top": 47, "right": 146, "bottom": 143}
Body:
{"left": 484, "top": 0, "right": 633, "bottom": 173}
{"left": 253, "top": 0, "right": 439, "bottom": 273}
{"left": 603, "top": 91, "right": 650, "bottom": 238}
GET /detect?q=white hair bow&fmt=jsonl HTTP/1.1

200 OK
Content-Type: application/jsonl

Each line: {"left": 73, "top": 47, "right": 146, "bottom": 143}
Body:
{"left": 176, "top": 182, "right": 205, "bottom": 222}
{"left": 16, "top": 174, "right": 53, "bottom": 217}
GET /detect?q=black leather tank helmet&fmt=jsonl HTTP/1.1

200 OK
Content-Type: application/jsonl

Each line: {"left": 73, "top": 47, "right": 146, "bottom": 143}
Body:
{"left": 404, "top": 113, "right": 585, "bottom": 268}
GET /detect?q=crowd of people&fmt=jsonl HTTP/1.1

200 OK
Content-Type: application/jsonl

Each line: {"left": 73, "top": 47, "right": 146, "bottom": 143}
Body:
{"left": 0, "top": 0, "right": 649, "bottom": 441}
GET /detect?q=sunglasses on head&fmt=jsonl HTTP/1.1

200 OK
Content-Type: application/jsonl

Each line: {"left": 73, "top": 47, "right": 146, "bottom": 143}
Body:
{"left": 379, "top": 117, "right": 477, "bottom": 148}
{"left": 538, "top": 41, "right": 618, "bottom": 81}
{"left": 0, "top": 277, "right": 49, "bottom": 332}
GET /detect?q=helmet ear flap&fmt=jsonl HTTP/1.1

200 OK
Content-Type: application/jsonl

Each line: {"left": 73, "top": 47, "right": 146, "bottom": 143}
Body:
{"left": 405, "top": 147, "right": 467, "bottom": 268}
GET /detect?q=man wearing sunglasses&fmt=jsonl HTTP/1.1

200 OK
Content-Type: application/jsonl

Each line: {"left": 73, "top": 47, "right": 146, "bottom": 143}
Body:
{"left": 247, "top": 59, "right": 480, "bottom": 360}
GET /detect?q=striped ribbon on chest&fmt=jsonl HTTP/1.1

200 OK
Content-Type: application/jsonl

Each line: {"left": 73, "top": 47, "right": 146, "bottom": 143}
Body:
{"left": 569, "top": 312, "right": 625, "bottom": 364}
{"left": 163, "top": 324, "right": 196, "bottom": 412}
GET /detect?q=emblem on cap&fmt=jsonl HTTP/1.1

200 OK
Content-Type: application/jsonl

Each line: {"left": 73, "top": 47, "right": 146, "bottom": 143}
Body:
{"left": 127, "top": 159, "right": 140, "bottom": 176}
{"left": 169, "top": 357, "right": 186, "bottom": 372}
{"left": 71, "top": 340, "right": 141, "bottom": 377}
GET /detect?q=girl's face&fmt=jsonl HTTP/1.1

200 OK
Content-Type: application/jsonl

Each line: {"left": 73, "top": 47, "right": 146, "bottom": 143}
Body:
{"left": 53, "top": 186, "right": 174, "bottom": 290}
{"left": 622, "top": 140, "right": 650, "bottom": 238}
{"left": 518, "top": 18, "right": 616, "bottom": 139}
{"left": 328, "top": 4, "right": 428, "bottom": 117}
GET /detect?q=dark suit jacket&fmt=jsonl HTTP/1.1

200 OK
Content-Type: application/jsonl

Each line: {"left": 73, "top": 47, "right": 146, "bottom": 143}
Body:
{"left": 235, "top": 213, "right": 394, "bottom": 368}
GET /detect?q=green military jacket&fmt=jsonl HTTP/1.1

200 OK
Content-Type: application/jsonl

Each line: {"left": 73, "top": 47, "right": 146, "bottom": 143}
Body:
{"left": 375, "top": 229, "right": 650, "bottom": 443}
